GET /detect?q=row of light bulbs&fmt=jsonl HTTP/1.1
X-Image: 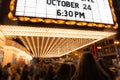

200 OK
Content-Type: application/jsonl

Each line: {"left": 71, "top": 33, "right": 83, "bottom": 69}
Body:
{"left": 8, "top": 0, "right": 118, "bottom": 29}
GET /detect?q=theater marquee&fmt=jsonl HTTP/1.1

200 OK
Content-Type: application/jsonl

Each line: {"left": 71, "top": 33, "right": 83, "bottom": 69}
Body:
{"left": 8, "top": 0, "right": 118, "bottom": 29}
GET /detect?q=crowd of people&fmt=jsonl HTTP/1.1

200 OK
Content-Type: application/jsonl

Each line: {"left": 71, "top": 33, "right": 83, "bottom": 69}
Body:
{"left": 0, "top": 53, "right": 118, "bottom": 80}
{"left": 0, "top": 61, "right": 76, "bottom": 80}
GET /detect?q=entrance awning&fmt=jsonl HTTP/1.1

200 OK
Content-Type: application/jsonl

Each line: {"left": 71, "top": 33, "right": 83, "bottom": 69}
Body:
{"left": 0, "top": 25, "right": 116, "bottom": 58}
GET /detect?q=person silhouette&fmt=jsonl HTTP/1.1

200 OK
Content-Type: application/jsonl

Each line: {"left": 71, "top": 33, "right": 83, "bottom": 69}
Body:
{"left": 74, "top": 53, "right": 111, "bottom": 80}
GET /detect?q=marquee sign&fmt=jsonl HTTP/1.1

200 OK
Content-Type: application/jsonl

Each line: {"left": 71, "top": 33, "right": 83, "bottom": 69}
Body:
{"left": 8, "top": 0, "right": 118, "bottom": 29}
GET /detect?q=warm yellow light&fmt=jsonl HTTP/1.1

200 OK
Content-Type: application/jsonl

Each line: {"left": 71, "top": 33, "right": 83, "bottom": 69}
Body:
{"left": 52, "top": 20, "right": 57, "bottom": 24}
{"left": 76, "top": 22, "right": 83, "bottom": 26}
{"left": 77, "top": 22, "right": 87, "bottom": 26}
{"left": 65, "top": 21, "right": 76, "bottom": 25}
{"left": 10, "top": 3, "right": 14, "bottom": 11}
{"left": 44, "top": 19, "right": 52, "bottom": 23}
{"left": 65, "top": 22, "right": 70, "bottom": 25}
{"left": 16, "top": 52, "right": 32, "bottom": 60}
{"left": 4, "top": 46, "right": 32, "bottom": 60}
{"left": 114, "top": 40, "right": 120, "bottom": 45}
{"left": 113, "top": 23, "right": 118, "bottom": 29}
{"left": 0, "top": 25, "right": 116, "bottom": 58}
{"left": 29, "top": 18, "right": 43, "bottom": 22}
{"left": 38, "top": 18, "right": 44, "bottom": 22}
{"left": 88, "top": 23, "right": 94, "bottom": 27}
{"left": 82, "top": 22, "right": 87, "bottom": 26}
{"left": 97, "top": 24, "right": 104, "bottom": 28}
{"left": 105, "top": 25, "right": 112, "bottom": 28}
{"left": 19, "top": 17, "right": 29, "bottom": 21}
{"left": 8, "top": 12, "right": 17, "bottom": 21}
{"left": 0, "top": 25, "right": 116, "bottom": 39}
{"left": 97, "top": 46, "right": 102, "bottom": 49}
{"left": 75, "top": 53, "right": 78, "bottom": 56}
{"left": 57, "top": 20, "right": 65, "bottom": 24}
{"left": 8, "top": 0, "right": 118, "bottom": 29}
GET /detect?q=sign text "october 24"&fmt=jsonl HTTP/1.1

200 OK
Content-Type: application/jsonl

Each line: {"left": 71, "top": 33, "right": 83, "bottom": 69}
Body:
{"left": 47, "top": 0, "right": 94, "bottom": 9}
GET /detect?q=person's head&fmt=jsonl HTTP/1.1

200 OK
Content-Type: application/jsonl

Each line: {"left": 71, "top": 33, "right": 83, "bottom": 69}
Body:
{"left": 48, "top": 65, "right": 54, "bottom": 70}
{"left": 57, "top": 63, "right": 71, "bottom": 80}
{"left": 97, "top": 59, "right": 106, "bottom": 67}
{"left": 58, "top": 63, "right": 70, "bottom": 75}
{"left": 6, "top": 63, "right": 11, "bottom": 67}
{"left": 23, "top": 64, "right": 29, "bottom": 71}
{"left": 76, "top": 53, "right": 111, "bottom": 80}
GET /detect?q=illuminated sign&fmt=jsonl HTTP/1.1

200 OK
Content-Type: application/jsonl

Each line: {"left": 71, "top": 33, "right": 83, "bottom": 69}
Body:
{"left": 8, "top": 0, "right": 118, "bottom": 29}
{"left": 15, "top": 0, "right": 114, "bottom": 24}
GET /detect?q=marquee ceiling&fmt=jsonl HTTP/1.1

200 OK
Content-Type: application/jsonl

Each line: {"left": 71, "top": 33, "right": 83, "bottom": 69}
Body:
{"left": 0, "top": 25, "right": 116, "bottom": 58}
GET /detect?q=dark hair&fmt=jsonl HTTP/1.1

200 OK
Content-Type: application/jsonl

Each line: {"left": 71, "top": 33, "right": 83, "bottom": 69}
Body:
{"left": 98, "top": 59, "right": 115, "bottom": 80}
{"left": 76, "top": 53, "right": 111, "bottom": 80}
{"left": 70, "top": 64, "right": 76, "bottom": 77}
{"left": 6, "top": 63, "right": 11, "bottom": 67}
{"left": 47, "top": 65, "right": 55, "bottom": 80}
{"left": 57, "top": 63, "right": 71, "bottom": 80}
